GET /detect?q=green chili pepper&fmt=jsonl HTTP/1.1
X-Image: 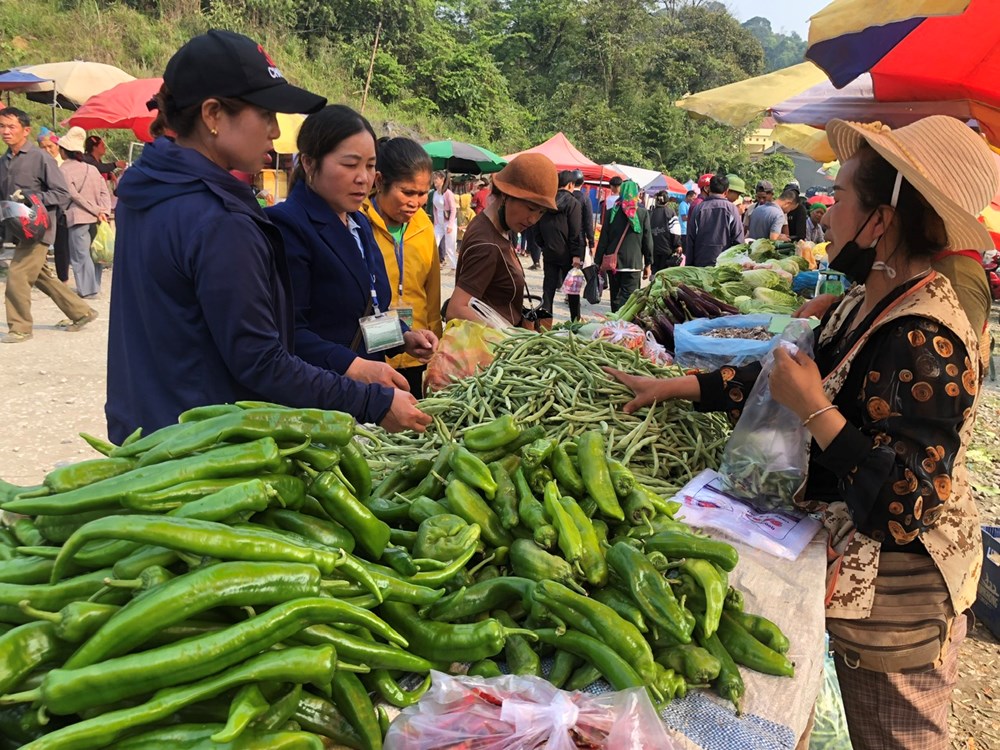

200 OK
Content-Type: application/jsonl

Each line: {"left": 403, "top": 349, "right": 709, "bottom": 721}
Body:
{"left": 11, "top": 597, "right": 364, "bottom": 716}
{"left": 577, "top": 432, "right": 624, "bottom": 521}
{"left": 656, "top": 644, "right": 721, "bottom": 683}
{"left": 306, "top": 468, "right": 390, "bottom": 561}
{"left": 257, "top": 508, "right": 355, "bottom": 554}
{"left": 522, "top": 438, "right": 555, "bottom": 471}
{"left": 558, "top": 494, "right": 608, "bottom": 587}
{"left": 509, "top": 539, "right": 586, "bottom": 595}
{"left": 63, "top": 561, "right": 366, "bottom": 669}
{"left": 512, "top": 468, "right": 558, "bottom": 549}
{"left": 654, "top": 663, "right": 690, "bottom": 704}
{"left": 380, "top": 545, "right": 419, "bottom": 577}
{"left": 606, "top": 458, "right": 636, "bottom": 499}
{"left": 547, "top": 649, "right": 580, "bottom": 689}
{"left": 177, "top": 403, "right": 244, "bottom": 423}
{"left": 606, "top": 542, "right": 694, "bottom": 645}
{"left": 389, "top": 528, "right": 417, "bottom": 549}
{"left": 11, "top": 519, "right": 45, "bottom": 548}
{"left": 126, "top": 724, "right": 325, "bottom": 750}
{"left": 404, "top": 443, "right": 456, "bottom": 501}
{"left": 565, "top": 662, "right": 603, "bottom": 692}
{"left": 488, "top": 462, "right": 520, "bottom": 530}
{"left": 43, "top": 457, "right": 139, "bottom": 494}
{"left": 104, "top": 564, "right": 175, "bottom": 596}
{"left": 473, "top": 424, "right": 546, "bottom": 465}
{"left": 1, "top": 479, "right": 36, "bottom": 505}
{"left": 696, "top": 629, "right": 744, "bottom": 714}
{"left": 79, "top": 431, "right": 118, "bottom": 456}
{"left": 363, "top": 668, "right": 431, "bottom": 709}
{"left": 551, "top": 445, "right": 585, "bottom": 498}
{"left": 50, "top": 516, "right": 375, "bottom": 597}
{"left": 525, "top": 464, "right": 554, "bottom": 496}
{"left": 533, "top": 628, "right": 647, "bottom": 694}
{"left": 373, "top": 457, "right": 435, "bottom": 500}
{"left": 542, "top": 481, "right": 584, "bottom": 573}
{"left": 467, "top": 658, "right": 503, "bottom": 678}
{"left": 134, "top": 408, "right": 354, "bottom": 468}
{"left": 407, "top": 495, "right": 450, "bottom": 524}
{"left": 445, "top": 480, "right": 511, "bottom": 549}
{"left": 716, "top": 610, "right": 794, "bottom": 677}
{"left": 5, "top": 438, "right": 288, "bottom": 516}
{"left": 629, "top": 483, "right": 682, "bottom": 518}
{"left": 210, "top": 683, "right": 270, "bottom": 742}
{"left": 644, "top": 529, "right": 740, "bottom": 572}
{"left": 681, "top": 557, "right": 725, "bottom": 638}
{"left": 623, "top": 487, "right": 657, "bottom": 528}
{"left": 532, "top": 580, "right": 657, "bottom": 684}
{"left": 725, "top": 610, "right": 789, "bottom": 653}
{"left": 0, "top": 621, "right": 72, "bottom": 696}
{"left": 296, "top": 625, "right": 432, "bottom": 673}
{"left": 494, "top": 609, "right": 541, "bottom": 677}
{"left": 590, "top": 587, "right": 648, "bottom": 633}
{"left": 331, "top": 670, "right": 382, "bottom": 750}
{"left": 462, "top": 415, "right": 520, "bottom": 452}
{"left": 16, "top": 646, "right": 336, "bottom": 750}
{"left": 362, "top": 496, "right": 412, "bottom": 525}
{"left": 33, "top": 510, "right": 116, "bottom": 545}
{"left": 448, "top": 447, "right": 498, "bottom": 500}
{"left": 254, "top": 683, "right": 305, "bottom": 732}
{"left": 0, "top": 568, "right": 114, "bottom": 613}
{"left": 424, "top": 576, "right": 535, "bottom": 622}
{"left": 380, "top": 601, "right": 537, "bottom": 664}
{"left": 0, "top": 557, "right": 57, "bottom": 586}
{"left": 339, "top": 440, "right": 372, "bottom": 505}
{"left": 111, "top": 546, "right": 179, "bottom": 581}
{"left": 413, "top": 514, "right": 480, "bottom": 562}
{"left": 292, "top": 692, "right": 365, "bottom": 750}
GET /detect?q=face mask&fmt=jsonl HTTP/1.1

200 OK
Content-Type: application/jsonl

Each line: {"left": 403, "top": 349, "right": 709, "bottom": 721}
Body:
{"left": 828, "top": 208, "right": 881, "bottom": 283}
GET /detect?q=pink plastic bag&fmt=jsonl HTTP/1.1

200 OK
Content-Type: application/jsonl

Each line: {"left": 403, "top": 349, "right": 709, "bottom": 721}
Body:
{"left": 559, "top": 268, "right": 586, "bottom": 296}
{"left": 384, "top": 671, "right": 677, "bottom": 750}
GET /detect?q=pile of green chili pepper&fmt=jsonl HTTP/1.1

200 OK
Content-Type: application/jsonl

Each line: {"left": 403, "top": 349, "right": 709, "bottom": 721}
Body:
{"left": 0, "top": 399, "right": 792, "bottom": 748}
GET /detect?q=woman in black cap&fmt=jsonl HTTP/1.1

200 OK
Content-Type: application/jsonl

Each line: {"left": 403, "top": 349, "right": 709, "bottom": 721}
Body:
{"left": 106, "top": 29, "right": 430, "bottom": 443}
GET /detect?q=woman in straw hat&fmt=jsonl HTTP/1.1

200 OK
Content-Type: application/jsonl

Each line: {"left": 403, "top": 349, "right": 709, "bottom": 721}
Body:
{"left": 606, "top": 115, "right": 999, "bottom": 749}
{"left": 446, "top": 153, "right": 557, "bottom": 328}
{"left": 58, "top": 126, "right": 110, "bottom": 299}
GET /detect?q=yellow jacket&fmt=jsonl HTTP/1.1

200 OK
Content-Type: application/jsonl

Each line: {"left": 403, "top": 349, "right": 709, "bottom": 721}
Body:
{"left": 362, "top": 199, "right": 443, "bottom": 369}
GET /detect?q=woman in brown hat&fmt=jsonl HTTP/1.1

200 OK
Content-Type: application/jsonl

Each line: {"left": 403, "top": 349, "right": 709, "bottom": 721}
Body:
{"left": 606, "top": 115, "right": 999, "bottom": 749}
{"left": 446, "top": 153, "right": 557, "bottom": 327}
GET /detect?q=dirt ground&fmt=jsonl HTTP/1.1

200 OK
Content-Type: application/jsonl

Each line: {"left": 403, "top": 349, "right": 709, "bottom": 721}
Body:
{"left": 0, "top": 261, "right": 997, "bottom": 748}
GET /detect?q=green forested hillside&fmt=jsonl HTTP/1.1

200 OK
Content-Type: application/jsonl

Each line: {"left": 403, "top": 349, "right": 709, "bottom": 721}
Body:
{"left": 1, "top": 0, "right": 795, "bottom": 184}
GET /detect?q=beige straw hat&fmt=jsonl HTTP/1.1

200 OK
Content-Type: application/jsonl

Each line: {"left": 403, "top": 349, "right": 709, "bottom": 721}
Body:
{"left": 58, "top": 126, "right": 88, "bottom": 154}
{"left": 826, "top": 116, "right": 1000, "bottom": 252}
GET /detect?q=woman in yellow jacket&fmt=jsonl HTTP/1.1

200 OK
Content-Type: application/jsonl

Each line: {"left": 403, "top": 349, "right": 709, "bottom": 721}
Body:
{"left": 363, "top": 137, "right": 442, "bottom": 397}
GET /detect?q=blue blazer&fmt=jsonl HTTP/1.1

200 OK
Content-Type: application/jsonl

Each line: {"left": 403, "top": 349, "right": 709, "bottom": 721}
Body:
{"left": 268, "top": 181, "right": 406, "bottom": 374}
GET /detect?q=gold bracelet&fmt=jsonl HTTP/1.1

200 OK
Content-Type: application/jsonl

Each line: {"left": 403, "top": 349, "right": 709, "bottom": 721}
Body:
{"left": 802, "top": 404, "right": 839, "bottom": 428}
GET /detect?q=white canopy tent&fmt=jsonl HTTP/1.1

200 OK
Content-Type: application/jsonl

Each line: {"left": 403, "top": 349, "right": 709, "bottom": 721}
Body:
{"left": 605, "top": 162, "right": 667, "bottom": 193}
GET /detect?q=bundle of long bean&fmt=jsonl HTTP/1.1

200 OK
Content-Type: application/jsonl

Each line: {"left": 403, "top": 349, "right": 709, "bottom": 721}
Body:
{"left": 367, "top": 331, "right": 731, "bottom": 495}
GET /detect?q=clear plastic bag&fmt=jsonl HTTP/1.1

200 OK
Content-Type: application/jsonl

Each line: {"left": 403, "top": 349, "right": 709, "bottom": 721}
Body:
{"left": 559, "top": 267, "right": 586, "bottom": 296}
{"left": 424, "top": 320, "right": 507, "bottom": 394}
{"left": 673, "top": 314, "right": 774, "bottom": 371}
{"left": 809, "top": 636, "right": 852, "bottom": 750}
{"left": 717, "top": 319, "right": 814, "bottom": 511}
{"left": 384, "top": 671, "right": 676, "bottom": 750}
{"left": 592, "top": 320, "right": 647, "bottom": 350}
{"left": 90, "top": 220, "right": 115, "bottom": 265}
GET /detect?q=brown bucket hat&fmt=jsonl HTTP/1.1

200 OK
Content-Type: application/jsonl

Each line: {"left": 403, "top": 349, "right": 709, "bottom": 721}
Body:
{"left": 492, "top": 153, "right": 559, "bottom": 211}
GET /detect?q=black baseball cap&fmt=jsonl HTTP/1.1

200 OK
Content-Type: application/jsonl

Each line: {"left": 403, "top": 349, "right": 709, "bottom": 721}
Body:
{"left": 161, "top": 30, "right": 326, "bottom": 114}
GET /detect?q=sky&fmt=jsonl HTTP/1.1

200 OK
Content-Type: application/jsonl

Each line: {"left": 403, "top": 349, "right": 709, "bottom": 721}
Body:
{"left": 724, "top": 0, "right": 831, "bottom": 38}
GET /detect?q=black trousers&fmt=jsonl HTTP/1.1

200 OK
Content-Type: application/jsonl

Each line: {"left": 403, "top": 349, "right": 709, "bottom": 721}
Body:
{"left": 53, "top": 214, "right": 70, "bottom": 282}
{"left": 397, "top": 365, "right": 427, "bottom": 399}
{"left": 609, "top": 271, "right": 641, "bottom": 312}
{"left": 542, "top": 255, "right": 581, "bottom": 321}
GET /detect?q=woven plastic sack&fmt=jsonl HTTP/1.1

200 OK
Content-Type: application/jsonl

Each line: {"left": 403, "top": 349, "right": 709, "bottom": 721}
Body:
{"left": 673, "top": 314, "right": 774, "bottom": 371}
{"left": 90, "top": 220, "right": 115, "bottom": 265}
{"left": 384, "top": 671, "right": 676, "bottom": 750}
{"left": 717, "top": 319, "right": 814, "bottom": 511}
{"left": 424, "top": 319, "right": 506, "bottom": 394}
{"left": 559, "top": 267, "right": 586, "bottom": 295}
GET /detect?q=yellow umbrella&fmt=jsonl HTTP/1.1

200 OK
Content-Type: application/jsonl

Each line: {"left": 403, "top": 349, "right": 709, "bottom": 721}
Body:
{"left": 675, "top": 63, "right": 828, "bottom": 129}
{"left": 806, "top": 0, "right": 970, "bottom": 48}
{"left": 771, "top": 124, "right": 837, "bottom": 163}
{"left": 273, "top": 113, "right": 305, "bottom": 153}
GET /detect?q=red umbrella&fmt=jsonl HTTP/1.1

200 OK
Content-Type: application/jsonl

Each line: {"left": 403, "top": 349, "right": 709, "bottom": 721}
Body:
{"left": 806, "top": 0, "right": 1000, "bottom": 144}
{"left": 809, "top": 194, "right": 835, "bottom": 207}
{"left": 65, "top": 77, "right": 162, "bottom": 142}
{"left": 663, "top": 175, "right": 687, "bottom": 196}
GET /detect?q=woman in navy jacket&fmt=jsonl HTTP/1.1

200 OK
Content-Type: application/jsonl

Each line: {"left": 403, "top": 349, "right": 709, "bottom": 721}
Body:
{"left": 106, "top": 31, "right": 430, "bottom": 441}
{"left": 268, "top": 106, "right": 438, "bottom": 391}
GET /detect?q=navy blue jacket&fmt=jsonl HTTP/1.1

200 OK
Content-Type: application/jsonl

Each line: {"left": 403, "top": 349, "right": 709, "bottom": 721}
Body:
{"left": 106, "top": 138, "right": 394, "bottom": 443}
{"left": 267, "top": 181, "right": 405, "bottom": 374}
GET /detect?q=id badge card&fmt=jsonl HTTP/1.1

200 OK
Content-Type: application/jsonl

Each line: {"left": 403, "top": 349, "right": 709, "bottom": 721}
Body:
{"left": 393, "top": 306, "right": 414, "bottom": 328}
{"left": 360, "top": 310, "right": 405, "bottom": 353}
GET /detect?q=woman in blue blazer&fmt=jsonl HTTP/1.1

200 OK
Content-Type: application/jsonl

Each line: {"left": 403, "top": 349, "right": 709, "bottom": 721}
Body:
{"left": 268, "top": 106, "right": 435, "bottom": 430}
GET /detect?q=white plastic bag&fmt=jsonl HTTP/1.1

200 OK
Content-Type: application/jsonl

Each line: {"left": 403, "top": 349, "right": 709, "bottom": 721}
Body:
{"left": 559, "top": 267, "right": 586, "bottom": 296}
{"left": 717, "top": 319, "right": 814, "bottom": 511}
{"left": 384, "top": 671, "right": 676, "bottom": 750}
